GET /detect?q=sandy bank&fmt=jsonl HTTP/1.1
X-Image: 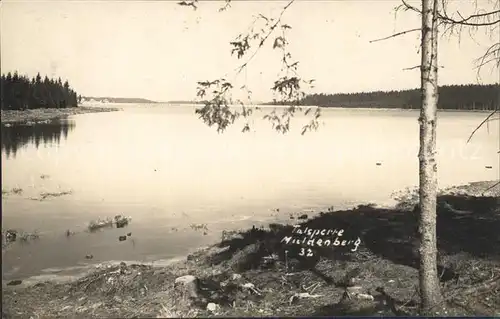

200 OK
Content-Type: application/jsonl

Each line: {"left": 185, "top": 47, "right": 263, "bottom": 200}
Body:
{"left": 2, "top": 180, "right": 499, "bottom": 318}
{"left": 0, "top": 106, "right": 122, "bottom": 124}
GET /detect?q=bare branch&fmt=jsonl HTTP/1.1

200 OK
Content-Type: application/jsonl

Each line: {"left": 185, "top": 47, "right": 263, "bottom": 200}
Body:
{"left": 397, "top": 0, "right": 499, "bottom": 83}
{"left": 467, "top": 108, "right": 499, "bottom": 143}
{"left": 400, "top": 0, "right": 422, "bottom": 14}
{"left": 439, "top": 9, "right": 500, "bottom": 27}
{"left": 474, "top": 43, "right": 500, "bottom": 78}
{"left": 369, "top": 28, "right": 421, "bottom": 43}
{"left": 403, "top": 65, "right": 444, "bottom": 71}
{"left": 475, "top": 57, "right": 500, "bottom": 70}
{"left": 435, "top": 0, "right": 500, "bottom": 82}
{"left": 403, "top": 65, "right": 421, "bottom": 71}
{"left": 396, "top": 0, "right": 498, "bottom": 28}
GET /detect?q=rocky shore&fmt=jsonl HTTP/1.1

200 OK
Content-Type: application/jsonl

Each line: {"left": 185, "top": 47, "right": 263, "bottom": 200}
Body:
{"left": 2, "top": 180, "right": 499, "bottom": 318}
{"left": 1, "top": 106, "right": 121, "bottom": 124}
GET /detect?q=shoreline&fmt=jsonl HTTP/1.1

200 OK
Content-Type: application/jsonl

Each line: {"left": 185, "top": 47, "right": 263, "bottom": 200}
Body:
{"left": 2, "top": 180, "right": 499, "bottom": 317}
{"left": 0, "top": 106, "right": 122, "bottom": 124}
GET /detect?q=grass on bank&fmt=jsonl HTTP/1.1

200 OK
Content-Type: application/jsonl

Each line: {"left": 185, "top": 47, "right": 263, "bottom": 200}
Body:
{"left": 0, "top": 106, "right": 121, "bottom": 125}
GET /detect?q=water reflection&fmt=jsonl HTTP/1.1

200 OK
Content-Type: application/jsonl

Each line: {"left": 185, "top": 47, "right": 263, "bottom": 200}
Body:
{"left": 1, "top": 120, "right": 75, "bottom": 159}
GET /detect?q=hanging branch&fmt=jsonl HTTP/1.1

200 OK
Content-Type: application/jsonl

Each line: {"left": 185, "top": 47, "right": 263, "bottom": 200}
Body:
{"left": 474, "top": 43, "right": 500, "bottom": 79}
{"left": 178, "top": 0, "right": 319, "bottom": 134}
{"left": 466, "top": 108, "right": 499, "bottom": 143}
{"left": 235, "top": 0, "right": 296, "bottom": 75}
{"left": 218, "top": 0, "right": 232, "bottom": 12}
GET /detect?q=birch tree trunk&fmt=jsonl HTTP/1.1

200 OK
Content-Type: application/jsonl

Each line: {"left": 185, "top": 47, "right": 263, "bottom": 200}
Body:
{"left": 419, "top": 0, "right": 445, "bottom": 314}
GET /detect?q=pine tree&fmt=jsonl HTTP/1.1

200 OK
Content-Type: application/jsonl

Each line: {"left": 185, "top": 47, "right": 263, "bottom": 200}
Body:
{"left": 1, "top": 71, "right": 80, "bottom": 110}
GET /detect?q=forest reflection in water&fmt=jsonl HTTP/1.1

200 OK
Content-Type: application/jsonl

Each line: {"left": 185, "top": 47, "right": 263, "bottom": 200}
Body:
{"left": 1, "top": 119, "right": 75, "bottom": 159}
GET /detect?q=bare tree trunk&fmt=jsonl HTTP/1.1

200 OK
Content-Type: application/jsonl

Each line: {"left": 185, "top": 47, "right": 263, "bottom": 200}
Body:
{"left": 418, "top": 0, "right": 445, "bottom": 314}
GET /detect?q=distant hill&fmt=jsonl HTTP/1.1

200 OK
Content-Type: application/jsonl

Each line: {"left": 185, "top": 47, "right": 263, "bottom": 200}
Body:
{"left": 82, "top": 96, "right": 158, "bottom": 104}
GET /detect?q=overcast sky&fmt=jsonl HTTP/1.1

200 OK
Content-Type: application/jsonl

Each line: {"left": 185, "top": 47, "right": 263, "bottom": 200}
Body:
{"left": 1, "top": 0, "right": 499, "bottom": 102}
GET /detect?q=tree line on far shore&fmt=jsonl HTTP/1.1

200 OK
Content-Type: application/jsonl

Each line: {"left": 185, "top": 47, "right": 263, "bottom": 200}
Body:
{"left": 1, "top": 72, "right": 80, "bottom": 110}
{"left": 269, "top": 84, "right": 499, "bottom": 110}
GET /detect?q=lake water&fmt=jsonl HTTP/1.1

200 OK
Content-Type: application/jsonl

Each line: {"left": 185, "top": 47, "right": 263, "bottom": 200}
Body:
{"left": 2, "top": 104, "right": 499, "bottom": 281}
